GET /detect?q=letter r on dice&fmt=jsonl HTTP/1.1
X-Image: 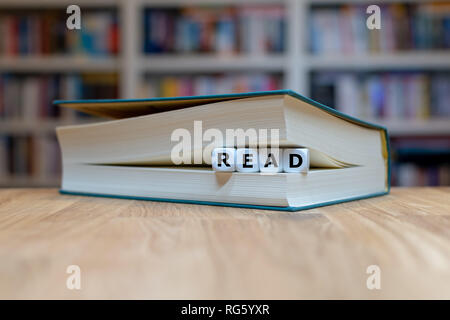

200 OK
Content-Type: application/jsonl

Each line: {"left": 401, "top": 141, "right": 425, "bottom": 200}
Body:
{"left": 212, "top": 148, "right": 236, "bottom": 172}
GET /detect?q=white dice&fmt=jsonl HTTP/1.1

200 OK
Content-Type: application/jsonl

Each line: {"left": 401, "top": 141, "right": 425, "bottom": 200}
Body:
{"left": 259, "top": 148, "right": 283, "bottom": 173}
{"left": 212, "top": 148, "right": 236, "bottom": 172}
{"left": 212, "top": 148, "right": 309, "bottom": 173}
{"left": 236, "top": 148, "right": 259, "bottom": 173}
{"left": 282, "top": 148, "right": 309, "bottom": 173}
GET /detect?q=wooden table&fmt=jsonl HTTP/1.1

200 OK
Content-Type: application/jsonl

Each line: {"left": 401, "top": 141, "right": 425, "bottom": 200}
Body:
{"left": 0, "top": 187, "right": 449, "bottom": 299}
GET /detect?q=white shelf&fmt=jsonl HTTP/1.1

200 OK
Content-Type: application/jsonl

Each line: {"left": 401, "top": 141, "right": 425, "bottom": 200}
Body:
{"left": 366, "top": 119, "right": 450, "bottom": 136}
{"left": 139, "top": 55, "right": 286, "bottom": 73}
{"left": 0, "top": 56, "right": 119, "bottom": 72}
{"left": 0, "top": 119, "right": 100, "bottom": 134}
{"left": 307, "top": 52, "right": 450, "bottom": 70}
{"left": 3, "top": 52, "right": 448, "bottom": 73}
{"left": 0, "top": 0, "right": 119, "bottom": 8}
{"left": 311, "top": 0, "right": 428, "bottom": 4}
{"left": 0, "top": 120, "right": 64, "bottom": 134}
{"left": 138, "top": 0, "right": 286, "bottom": 6}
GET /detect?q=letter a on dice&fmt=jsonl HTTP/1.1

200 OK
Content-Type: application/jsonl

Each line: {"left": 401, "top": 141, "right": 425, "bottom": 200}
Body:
{"left": 259, "top": 148, "right": 283, "bottom": 173}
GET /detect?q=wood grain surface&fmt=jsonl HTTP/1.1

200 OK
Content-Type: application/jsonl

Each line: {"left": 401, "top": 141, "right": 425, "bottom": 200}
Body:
{"left": 0, "top": 187, "right": 449, "bottom": 299}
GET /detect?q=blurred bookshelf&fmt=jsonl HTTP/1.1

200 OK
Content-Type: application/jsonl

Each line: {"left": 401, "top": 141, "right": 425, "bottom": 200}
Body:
{"left": 0, "top": 0, "right": 449, "bottom": 187}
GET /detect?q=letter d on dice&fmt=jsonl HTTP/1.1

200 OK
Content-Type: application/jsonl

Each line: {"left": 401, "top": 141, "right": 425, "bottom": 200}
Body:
{"left": 212, "top": 148, "right": 236, "bottom": 172}
{"left": 283, "top": 148, "right": 309, "bottom": 173}
{"left": 236, "top": 148, "right": 259, "bottom": 172}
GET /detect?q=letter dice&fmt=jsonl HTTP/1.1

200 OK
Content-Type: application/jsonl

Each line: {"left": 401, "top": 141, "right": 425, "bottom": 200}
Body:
{"left": 212, "top": 148, "right": 236, "bottom": 172}
{"left": 259, "top": 148, "right": 283, "bottom": 173}
{"left": 236, "top": 148, "right": 259, "bottom": 173}
{"left": 283, "top": 148, "right": 309, "bottom": 173}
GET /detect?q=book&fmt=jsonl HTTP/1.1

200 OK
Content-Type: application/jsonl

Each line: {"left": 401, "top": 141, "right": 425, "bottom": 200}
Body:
{"left": 54, "top": 90, "right": 390, "bottom": 211}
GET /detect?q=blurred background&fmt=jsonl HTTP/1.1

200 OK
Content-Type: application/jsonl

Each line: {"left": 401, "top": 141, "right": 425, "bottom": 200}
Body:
{"left": 0, "top": 0, "right": 448, "bottom": 188}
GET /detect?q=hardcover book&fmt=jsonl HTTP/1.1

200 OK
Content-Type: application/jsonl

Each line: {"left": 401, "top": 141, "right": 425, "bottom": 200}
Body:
{"left": 54, "top": 90, "right": 390, "bottom": 211}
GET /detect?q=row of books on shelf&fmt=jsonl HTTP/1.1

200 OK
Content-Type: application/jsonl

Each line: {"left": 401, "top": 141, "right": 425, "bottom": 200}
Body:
{"left": 311, "top": 72, "right": 450, "bottom": 120}
{"left": 391, "top": 137, "right": 449, "bottom": 186}
{"left": 139, "top": 73, "right": 282, "bottom": 97}
{"left": 392, "top": 163, "right": 450, "bottom": 187}
{"left": 0, "top": 72, "right": 281, "bottom": 121}
{"left": 1, "top": 134, "right": 448, "bottom": 187}
{"left": 0, "top": 73, "right": 118, "bottom": 119}
{"left": 310, "top": 3, "right": 450, "bottom": 55}
{"left": 0, "top": 10, "right": 119, "bottom": 57}
{"left": 0, "top": 134, "right": 60, "bottom": 181}
{"left": 2, "top": 3, "right": 448, "bottom": 58}
{"left": 143, "top": 6, "right": 285, "bottom": 55}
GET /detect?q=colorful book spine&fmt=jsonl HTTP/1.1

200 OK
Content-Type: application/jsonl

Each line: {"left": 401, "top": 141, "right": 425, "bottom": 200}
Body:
{"left": 0, "top": 134, "right": 61, "bottom": 182}
{"left": 390, "top": 137, "right": 450, "bottom": 186}
{"left": 143, "top": 5, "right": 285, "bottom": 55}
{"left": 310, "top": 3, "right": 450, "bottom": 54}
{"left": 0, "top": 10, "right": 119, "bottom": 57}
{"left": 139, "top": 73, "right": 282, "bottom": 98}
{"left": 311, "top": 72, "right": 450, "bottom": 120}
{"left": 0, "top": 73, "right": 118, "bottom": 120}
{"left": 393, "top": 163, "right": 450, "bottom": 186}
